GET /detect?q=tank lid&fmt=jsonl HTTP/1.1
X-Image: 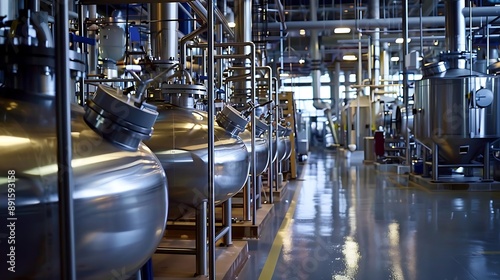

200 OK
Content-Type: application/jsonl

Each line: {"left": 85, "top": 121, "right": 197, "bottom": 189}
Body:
{"left": 421, "top": 61, "right": 448, "bottom": 77}
{"left": 216, "top": 104, "right": 249, "bottom": 136}
{"left": 488, "top": 61, "right": 500, "bottom": 74}
{"left": 84, "top": 84, "right": 159, "bottom": 151}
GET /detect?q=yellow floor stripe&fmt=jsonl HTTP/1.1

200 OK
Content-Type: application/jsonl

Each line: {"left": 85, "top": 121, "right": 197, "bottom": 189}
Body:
{"left": 258, "top": 171, "right": 304, "bottom": 279}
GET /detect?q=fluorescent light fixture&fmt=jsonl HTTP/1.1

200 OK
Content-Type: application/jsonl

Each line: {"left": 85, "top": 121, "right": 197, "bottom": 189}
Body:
{"left": 334, "top": 27, "right": 351, "bottom": 34}
{"left": 280, "top": 73, "right": 290, "bottom": 77}
{"left": 395, "top": 38, "right": 411, "bottom": 44}
{"left": 390, "top": 57, "right": 400, "bottom": 62}
{"left": 299, "top": 29, "right": 306, "bottom": 36}
{"left": 343, "top": 55, "right": 357, "bottom": 61}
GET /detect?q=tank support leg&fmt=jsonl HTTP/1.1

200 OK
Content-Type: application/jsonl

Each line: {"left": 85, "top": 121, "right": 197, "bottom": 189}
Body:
{"left": 432, "top": 143, "right": 439, "bottom": 181}
{"left": 243, "top": 179, "right": 251, "bottom": 221}
{"left": 222, "top": 198, "right": 233, "bottom": 246}
{"left": 484, "top": 142, "right": 492, "bottom": 181}
{"left": 196, "top": 200, "right": 207, "bottom": 276}
{"left": 422, "top": 146, "right": 430, "bottom": 178}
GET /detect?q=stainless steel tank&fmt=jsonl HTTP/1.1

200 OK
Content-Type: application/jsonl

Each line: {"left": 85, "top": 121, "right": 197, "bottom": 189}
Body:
{"left": 239, "top": 129, "right": 270, "bottom": 175}
{"left": 413, "top": 67, "right": 500, "bottom": 163}
{"left": 145, "top": 103, "right": 250, "bottom": 220}
{"left": 0, "top": 96, "right": 168, "bottom": 280}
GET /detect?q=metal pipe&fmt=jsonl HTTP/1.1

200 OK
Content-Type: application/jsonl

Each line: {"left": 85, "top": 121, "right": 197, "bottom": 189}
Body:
{"left": 207, "top": 0, "right": 216, "bottom": 277}
{"left": 403, "top": 0, "right": 410, "bottom": 165}
{"left": 369, "top": 0, "right": 380, "bottom": 87}
{"left": 232, "top": 0, "right": 252, "bottom": 107}
{"left": 251, "top": 44, "right": 257, "bottom": 226}
{"left": 156, "top": 247, "right": 198, "bottom": 254}
{"left": 445, "top": 0, "right": 466, "bottom": 52}
{"left": 274, "top": 79, "right": 279, "bottom": 192}
{"left": 257, "top": 15, "right": 495, "bottom": 31}
{"left": 432, "top": 144, "right": 439, "bottom": 181}
{"left": 55, "top": 0, "right": 76, "bottom": 278}
{"left": 484, "top": 143, "right": 491, "bottom": 180}
{"left": 87, "top": 5, "right": 98, "bottom": 75}
{"left": 243, "top": 179, "right": 251, "bottom": 220}
{"left": 164, "top": 3, "right": 178, "bottom": 60}
{"left": 188, "top": 0, "right": 234, "bottom": 38}
{"left": 196, "top": 200, "right": 208, "bottom": 276}
{"left": 28, "top": 0, "right": 39, "bottom": 12}
{"left": 462, "top": 6, "right": 500, "bottom": 16}
{"left": 422, "top": 146, "right": 429, "bottom": 177}
{"left": 222, "top": 198, "right": 232, "bottom": 246}
{"left": 310, "top": 0, "right": 326, "bottom": 110}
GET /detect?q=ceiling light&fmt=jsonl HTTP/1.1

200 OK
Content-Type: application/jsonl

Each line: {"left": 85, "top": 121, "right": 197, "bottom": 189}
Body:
{"left": 395, "top": 38, "right": 411, "bottom": 44}
{"left": 299, "top": 29, "right": 306, "bottom": 36}
{"left": 298, "top": 58, "right": 305, "bottom": 64}
{"left": 280, "top": 72, "right": 290, "bottom": 77}
{"left": 343, "top": 55, "right": 357, "bottom": 61}
{"left": 334, "top": 27, "right": 351, "bottom": 34}
{"left": 228, "top": 22, "right": 236, "bottom": 28}
{"left": 391, "top": 57, "right": 400, "bottom": 62}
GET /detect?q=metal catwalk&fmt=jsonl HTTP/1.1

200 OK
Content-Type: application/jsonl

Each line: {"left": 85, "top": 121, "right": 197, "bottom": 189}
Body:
{"left": 238, "top": 150, "right": 500, "bottom": 280}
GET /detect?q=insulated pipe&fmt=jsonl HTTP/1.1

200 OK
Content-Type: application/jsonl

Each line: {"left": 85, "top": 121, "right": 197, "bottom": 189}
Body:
{"left": 152, "top": 3, "right": 178, "bottom": 60}
{"left": 258, "top": 16, "right": 491, "bottom": 31}
{"left": 369, "top": 0, "right": 380, "bottom": 86}
{"left": 0, "top": 1, "right": 18, "bottom": 21}
{"left": 310, "top": 0, "right": 327, "bottom": 110}
{"left": 445, "top": 0, "right": 466, "bottom": 52}
{"left": 55, "top": 0, "right": 76, "bottom": 278}
{"left": 232, "top": 0, "right": 252, "bottom": 107}
{"left": 462, "top": 7, "right": 500, "bottom": 16}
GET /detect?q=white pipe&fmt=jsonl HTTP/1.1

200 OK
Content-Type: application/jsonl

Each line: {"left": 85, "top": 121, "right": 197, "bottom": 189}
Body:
{"left": 310, "top": 0, "right": 328, "bottom": 110}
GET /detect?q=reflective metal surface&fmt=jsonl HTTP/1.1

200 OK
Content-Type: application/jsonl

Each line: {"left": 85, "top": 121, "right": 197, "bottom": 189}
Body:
{"left": 145, "top": 103, "right": 250, "bottom": 220}
{"left": 413, "top": 69, "right": 500, "bottom": 163}
{"left": 239, "top": 130, "right": 269, "bottom": 175}
{"left": 274, "top": 135, "right": 287, "bottom": 162}
{"left": 0, "top": 95, "right": 168, "bottom": 280}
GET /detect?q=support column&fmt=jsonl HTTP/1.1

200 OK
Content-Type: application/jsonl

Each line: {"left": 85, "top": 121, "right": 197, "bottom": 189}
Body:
{"left": 196, "top": 200, "right": 208, "bottom": 276}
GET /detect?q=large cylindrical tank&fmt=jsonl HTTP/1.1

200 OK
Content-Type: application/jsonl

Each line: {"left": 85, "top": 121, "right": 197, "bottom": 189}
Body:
{"left": 239, "top": 130, "right": 270, "bottom": 175}
{"left": 145, "top": 103, "right": 250, "bottom": 220}
{"left": 0, "top": 96, "right": 168, "bottom": 279}
{"left": 413, "top": 67, "right": 500, "bottom": 163}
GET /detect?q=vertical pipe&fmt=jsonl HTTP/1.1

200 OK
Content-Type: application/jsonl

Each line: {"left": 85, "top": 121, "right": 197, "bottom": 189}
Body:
{"left": 232, "top": 0, "right": 252, "bottom": 107}
{"left": 78, "top": 4, "right": 86, "bottom": 105}
{"left": 432, "top": 143, "right": 439, "bottom": 181}
{"left": 445, "top": 0, "right": 466, "bottom": 52}
{"left": 207, "top": 0, "right": 216, "bottom": 278}
{"left": 484, "top": 143, "right": 491, "bottom": 180}
{"left": 55, "top": 0, "right": 76, "bottom": 278}
{"left": 244, "top": 179, "right": 250, "bottom": 220}
{"left": 268, "top": 79, "right": 274, "bottom": 203}
{"left": 0, "top": 1, "right": 18, "bottom": 21}
{"left": 403, "top": 0, "right": 410, "bottom": 165}
{"left": 422, "top": 147, "right": 429, "bottom": 177}
{"left": 28, "top": 0, "right": 39, "bottom": 12}
{"left": 196, "top": 200, "right": 208, "bottom": 276}
{"left": 163, "top": 3, "right": 178, "bottom": 60}
{"left": 369, "top": 0, "right": 380, "bottom": 86}
{"left": 223, "top": 198, "right": 233, "bottom": 246}
{"left": 88, "top": 5, "right": 98, "bottom": 75}
{"left": 274, "top": 80, "right": 279, "bottom": 191}
{"left": 310, "top": 0, "right": 323, "bottom": 110}
{"left": 334, "top": 62, "right": 341, "bottom": 125}
{"left": 251, "top": 43, "right": 257, "bottom": 226}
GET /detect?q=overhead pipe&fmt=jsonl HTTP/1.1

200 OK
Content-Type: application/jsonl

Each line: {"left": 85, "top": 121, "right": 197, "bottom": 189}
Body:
{"left": 258, "top": 16, "right": 492, "bottom": 31}
{"left": 310, "top": 0, "right": 328, "bottom": 111}
{"left": 369, "top": 0, "right": 380, "bottom": 87}
{"left": 446, "top": 0, "right": 466, "bottom": 52}
{"left": 231, "top": 0, "right": 252, "bottom": 108}
{"left": 188, "top": 0, "right": 234, "bottom": 38}
{"left": 151, "top": 3, "right": 178, "bottom": 61}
